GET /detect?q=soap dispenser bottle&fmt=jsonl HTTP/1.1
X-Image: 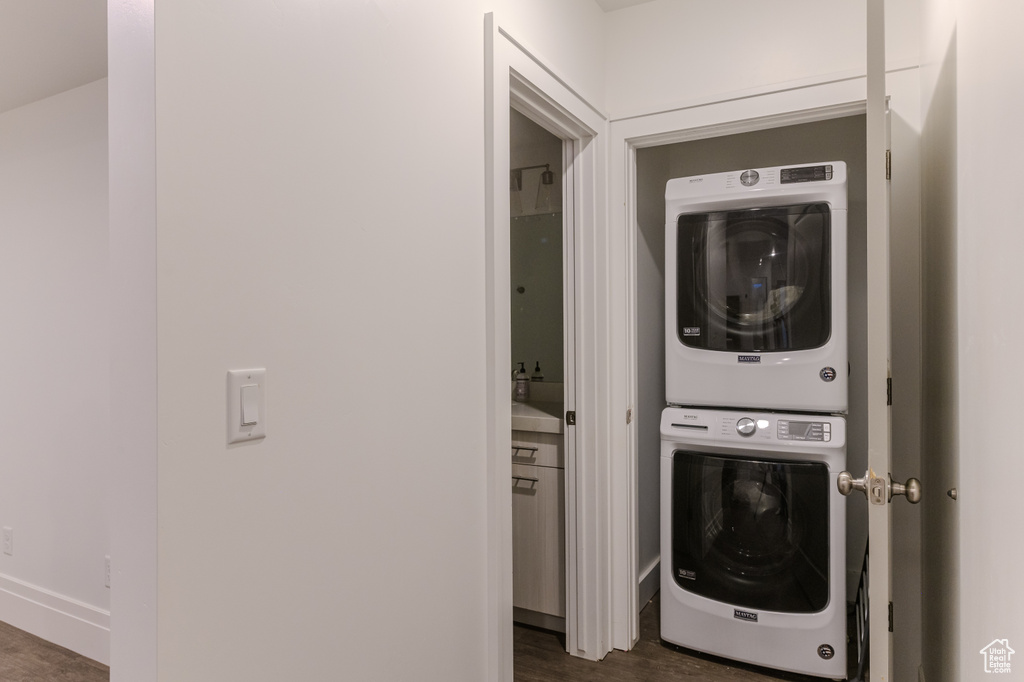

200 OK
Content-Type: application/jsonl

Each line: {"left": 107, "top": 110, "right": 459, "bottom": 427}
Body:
{"left": 514, "top": 362, "right": 530, "bottom": 402}
{"left": 531, "top": 362, "right": 544, "bottom": 382}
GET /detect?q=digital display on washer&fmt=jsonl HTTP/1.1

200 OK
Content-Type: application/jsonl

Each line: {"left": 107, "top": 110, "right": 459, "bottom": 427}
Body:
{"left": 780, "top": 165, "right": 833, "bottom": 184}
{"left": 777, "top": 420, "right": 830, "bottom": 441}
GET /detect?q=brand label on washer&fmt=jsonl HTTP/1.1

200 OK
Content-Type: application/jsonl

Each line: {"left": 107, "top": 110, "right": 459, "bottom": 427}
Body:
{"left": 682, "top": 326, "right": 701, "bottom": 336}
{"left": 734, "top": 609, "right": 758, "bottom": 623}
{"left": 677, "top": 568, "right": 696, "bottom": 581}
{"left": 820, "top": 366, "right": 837, "bottom": 382}
{"left": 818, "top": 644, "right": 835, "bottom": 660}
{"left": 738, "top": 355, "right": 761, "bottom": 364}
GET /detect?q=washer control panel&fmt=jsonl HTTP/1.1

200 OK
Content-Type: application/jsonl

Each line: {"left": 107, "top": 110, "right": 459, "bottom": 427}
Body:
{"left": 662, "top": 407, "right": 845, "bottom": 449}
{"left": 777, "top": 419, "right": 831, "bottom": 442}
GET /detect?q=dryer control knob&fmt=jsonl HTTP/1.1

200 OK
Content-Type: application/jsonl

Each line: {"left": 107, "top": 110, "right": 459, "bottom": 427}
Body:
{"left": 736, "top": 418, "right": 756, "bottom": 436}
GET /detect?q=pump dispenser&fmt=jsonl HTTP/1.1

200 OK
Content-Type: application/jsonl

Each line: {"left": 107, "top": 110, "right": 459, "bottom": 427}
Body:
{"left": 514, "top": 362, "right": 530, "bottom": 402}
{"left": 531, "top": 362, "right": 544, "bottom": 382}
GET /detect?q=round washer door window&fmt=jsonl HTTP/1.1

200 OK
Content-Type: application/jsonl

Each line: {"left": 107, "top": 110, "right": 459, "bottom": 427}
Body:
{"left": 671, "top": 451, "right": 831, "bottom": 614}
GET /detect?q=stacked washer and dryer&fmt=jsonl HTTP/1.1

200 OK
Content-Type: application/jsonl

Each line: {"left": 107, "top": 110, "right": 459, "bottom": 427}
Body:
{"left": 660, "top": 162, "right": 859, "bottom": 679}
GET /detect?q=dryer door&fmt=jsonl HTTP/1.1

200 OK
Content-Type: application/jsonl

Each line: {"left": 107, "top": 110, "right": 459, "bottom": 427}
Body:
{"left": 670, "top": 450, "right": 831, "bottom": 613}
{"left": 675, "top": 203, "right": 831, "bottom": 353}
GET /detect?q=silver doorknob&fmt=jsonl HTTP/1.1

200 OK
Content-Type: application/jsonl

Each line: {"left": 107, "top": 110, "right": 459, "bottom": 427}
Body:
{"left": 838, "top": 471, "right": 922, "bottom": 505}
{"left": 837, "top": 471, "right": 867, "bottom": 497}
{"left": 891, "top": 476, "right": 922, "bottom": 504}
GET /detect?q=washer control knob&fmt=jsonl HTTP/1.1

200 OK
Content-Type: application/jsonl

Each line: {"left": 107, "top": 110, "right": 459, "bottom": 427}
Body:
{"left": 736, "top": 417, "right": 756, "bottom": 436}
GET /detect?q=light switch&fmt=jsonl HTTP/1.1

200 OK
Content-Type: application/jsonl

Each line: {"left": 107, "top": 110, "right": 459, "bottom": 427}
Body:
{"left": 227, "top": 369, "right": 266, "bottom": 444}
{"left": 241, "top": 384, "right": 259, "bottom": 426}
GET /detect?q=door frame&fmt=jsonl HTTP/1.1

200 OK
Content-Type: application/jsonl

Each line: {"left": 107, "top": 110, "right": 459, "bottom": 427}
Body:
{"left": 484, "top": 14, "right": 613, "bottom": 681}
{"left": 609, "top": 76, "right": 872, "bottom": 651}
{"left": 611, "top": 66, "right": 918, "bottom": 678}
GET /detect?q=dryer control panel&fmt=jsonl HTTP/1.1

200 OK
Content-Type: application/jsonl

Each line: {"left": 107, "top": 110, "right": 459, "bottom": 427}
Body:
{"left": 780, "top": 164, "right": 834, "bottom": 184}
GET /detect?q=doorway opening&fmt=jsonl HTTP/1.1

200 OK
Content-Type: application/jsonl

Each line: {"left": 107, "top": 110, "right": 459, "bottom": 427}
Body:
{"left": 508, "top": 107, "right": 576, "bottom": 640}
{"left": 627, "top": 112, "right": 874, "bottom": 681}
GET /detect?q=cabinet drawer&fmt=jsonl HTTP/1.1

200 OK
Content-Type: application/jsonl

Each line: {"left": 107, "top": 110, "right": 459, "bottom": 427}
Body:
{"left": 511, "top": 430, "right": 563, "bottom": 468}
{"left": 512, "top": 463, "right": 565, "bottom": 618}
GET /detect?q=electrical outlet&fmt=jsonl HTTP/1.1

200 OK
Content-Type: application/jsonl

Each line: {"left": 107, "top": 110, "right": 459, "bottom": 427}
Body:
{"left": 104, "top": 556, "right": 111, "bottom": 588}
{"left": 2, "top": 527, "right": 12, "bottom": 556}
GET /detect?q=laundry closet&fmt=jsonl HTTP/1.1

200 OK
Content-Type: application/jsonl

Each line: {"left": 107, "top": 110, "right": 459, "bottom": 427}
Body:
{"left": 634, "top": 115, "right": 870, "bottom": 678}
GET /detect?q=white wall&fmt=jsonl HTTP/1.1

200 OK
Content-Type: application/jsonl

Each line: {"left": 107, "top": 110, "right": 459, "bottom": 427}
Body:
{"left": 154, "top": 3, "right": 486, "bottom": 678}
{"left": 109, "top": 1, "right": 608, "bottom": 679}
{"left": 491, "top": 0, "right": 607, "bottom": 112}
{"left": 0, "top": 78, "right": 110, "bottom": 663}
{"left": 605, "top": 0, "right": 865, "bottom": 119}
{"left": 604, "top": 0, "right": 921, "bottom": 120}
{"left": 108, "top": 1, "right": 157, "bottom": 678}
{"left": 918, "top": 1, "right": 958, "bottom": 678}
{"left": 956, "top": 3, "right": 1024, "bottom": 680}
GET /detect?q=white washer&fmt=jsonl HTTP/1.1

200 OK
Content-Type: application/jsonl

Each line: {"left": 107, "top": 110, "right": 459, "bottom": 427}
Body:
{"left": 660, "top": 406, "right": 847, "bottom": 679}
{"left": 665, "top": 162, "right": 848, "bottom": 413}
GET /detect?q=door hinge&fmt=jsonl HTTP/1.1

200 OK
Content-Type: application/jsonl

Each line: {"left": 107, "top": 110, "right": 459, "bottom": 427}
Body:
{"left": 626, "top": 408, "right": 633, "bottom": 425}
{"left": 887, "top": 377, "right": 892, "bottom": 406}
{"left": 566, "top": 410, "right": 576, "bottom": 426}
{"left": 888, "top": 601, "right": 894, "bottom": 632}
{"left": 886, "top": 149, "right": 891, "bottom": 180}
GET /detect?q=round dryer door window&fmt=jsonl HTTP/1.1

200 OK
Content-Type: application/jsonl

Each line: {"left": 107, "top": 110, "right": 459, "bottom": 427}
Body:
{"left": 676, "top": 203, "right": 832, "bottom": 353}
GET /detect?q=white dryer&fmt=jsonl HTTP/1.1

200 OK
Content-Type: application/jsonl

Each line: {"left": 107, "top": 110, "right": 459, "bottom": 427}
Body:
{"left": 665, "top": 162, "right": 848, "bottom": 413}
{"left": 660, "top": 406, "right": 847, "bottom": 679}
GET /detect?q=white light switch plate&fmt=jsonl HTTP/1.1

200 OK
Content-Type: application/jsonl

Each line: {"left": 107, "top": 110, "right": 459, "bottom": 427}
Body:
{"left": 227, "top": 368, "right": 266, "bottom": 444}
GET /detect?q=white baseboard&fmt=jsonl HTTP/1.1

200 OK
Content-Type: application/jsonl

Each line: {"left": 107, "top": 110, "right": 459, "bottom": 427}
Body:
{"left": 0, "top": 572, "right": 109, "bottom": 666}
{"left": 513, "top": 607, "right": 566, "bottom": 633}
{"left": 638, "top": 556, "right": 660, "bottom": 607}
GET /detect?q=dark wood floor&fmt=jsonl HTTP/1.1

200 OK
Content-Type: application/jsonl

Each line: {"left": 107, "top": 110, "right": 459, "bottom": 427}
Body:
{"left": 1, "top": 595, "right": 856, "bottom": 681}
{"left": 0, "top": 621, "right": 108, "bottom": 682}
{"left": 515, "top": 593, "right": 860, "bottom": 682}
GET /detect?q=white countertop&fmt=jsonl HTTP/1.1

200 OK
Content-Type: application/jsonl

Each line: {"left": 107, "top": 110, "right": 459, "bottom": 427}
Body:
{"left": 511, "top": 401, "right": 564, "bottom": 434}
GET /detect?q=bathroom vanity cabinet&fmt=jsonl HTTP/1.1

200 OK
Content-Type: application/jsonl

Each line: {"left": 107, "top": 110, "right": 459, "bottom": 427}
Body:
{"left": 511, "top": 406, "right": 565, "bottom": 630}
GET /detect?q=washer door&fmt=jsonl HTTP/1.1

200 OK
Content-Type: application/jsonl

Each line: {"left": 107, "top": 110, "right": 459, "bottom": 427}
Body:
{"left": 670, "top": 451, "right": 830, "bottom": 613}
{"left": 675, "top": 203, "right": 831, "bottom": 353}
